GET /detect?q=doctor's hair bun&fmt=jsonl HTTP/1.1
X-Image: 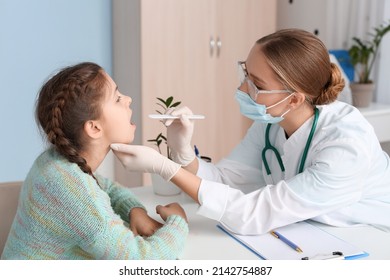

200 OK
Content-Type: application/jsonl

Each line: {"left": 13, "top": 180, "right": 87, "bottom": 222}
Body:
{"left": 256, "top": 28, "right": 345, "bottom": 107}
{"left": 313, "top": 63, "right": 345, "bottom": 105}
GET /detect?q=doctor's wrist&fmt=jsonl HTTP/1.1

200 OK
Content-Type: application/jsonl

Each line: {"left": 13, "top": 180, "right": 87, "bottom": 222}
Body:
{"left": 170, "top": 148, "right": 195, "bottom": 167}
{"left": 158, "top": 157, "right": 182, "bottom": 181}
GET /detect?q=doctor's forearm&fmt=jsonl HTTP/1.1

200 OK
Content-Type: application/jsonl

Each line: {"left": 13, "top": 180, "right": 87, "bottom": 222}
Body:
{"left": 182, "top": 157, "right": 199, "bottom": 174}
{"left": 171, "top": 168, "right": 201, "bottom": 204}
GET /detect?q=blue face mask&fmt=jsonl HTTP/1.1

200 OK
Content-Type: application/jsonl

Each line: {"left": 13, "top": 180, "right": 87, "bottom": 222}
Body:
{"left": 235, "top": 90, "right": 293, "bottom": 123}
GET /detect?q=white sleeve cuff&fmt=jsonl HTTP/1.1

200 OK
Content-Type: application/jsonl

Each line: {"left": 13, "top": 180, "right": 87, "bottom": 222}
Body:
{"left": 196, "top": 179, "right": 229, "bottom": 221}
{"left": 196, "top": 157, "right": 220, "bottom": 179}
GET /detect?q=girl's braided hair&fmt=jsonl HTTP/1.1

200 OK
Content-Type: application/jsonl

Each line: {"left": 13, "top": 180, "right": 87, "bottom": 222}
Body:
{"left": 36, "top": 62, "right": 107, "bottom": 177}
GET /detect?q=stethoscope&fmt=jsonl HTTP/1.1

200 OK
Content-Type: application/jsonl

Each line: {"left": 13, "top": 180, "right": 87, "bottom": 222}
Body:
{"left": 261, "top": 107, "right": 319, "bottom": 175}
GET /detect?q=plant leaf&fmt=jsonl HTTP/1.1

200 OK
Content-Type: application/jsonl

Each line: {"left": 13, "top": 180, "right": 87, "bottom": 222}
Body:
{"left": 348, "top": 20, "right": 390, "bottom": 83}
{"left": 166, "top": 96, "right": 173, "bottom": 107}
{"left": 171, "top": 101, "right": 181, "bottom": 108}
{"left": 156, "top": 97, "right": 166, "bottom": 104}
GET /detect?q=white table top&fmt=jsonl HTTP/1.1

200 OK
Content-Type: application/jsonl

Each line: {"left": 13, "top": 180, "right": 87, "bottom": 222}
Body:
{"left": 130, "top": 186, "right": 390, "bottom": 260}
{"left": 357, "top": 102, "right": 390, "bottom": 142}
{"left": 358, "top": 102, "right": 390, "bottom": 117}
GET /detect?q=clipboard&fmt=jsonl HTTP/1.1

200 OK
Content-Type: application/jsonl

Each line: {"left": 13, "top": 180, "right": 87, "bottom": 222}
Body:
{"left": 217, "top": 221, "right": 369, "bottom": 260}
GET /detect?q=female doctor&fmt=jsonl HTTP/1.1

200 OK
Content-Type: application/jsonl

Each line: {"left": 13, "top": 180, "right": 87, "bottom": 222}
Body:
{"left": 111, "top": 29, "right": 390, "bottom": 234}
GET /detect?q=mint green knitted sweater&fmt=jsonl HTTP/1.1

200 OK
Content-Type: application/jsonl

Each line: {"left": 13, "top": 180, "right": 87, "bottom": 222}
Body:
{"left": 1, "top": 149, "right": 188, "bottom": 260}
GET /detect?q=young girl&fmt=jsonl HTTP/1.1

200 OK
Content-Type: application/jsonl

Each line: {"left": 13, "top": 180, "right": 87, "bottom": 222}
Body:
{"left": 111, "top": 29, "right": 390, "bottom": 235}
{"left": 1, "top": 62, "right": 188, "bottom": 259}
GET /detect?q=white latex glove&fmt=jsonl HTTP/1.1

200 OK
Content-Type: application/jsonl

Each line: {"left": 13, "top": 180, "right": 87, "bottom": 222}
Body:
{"left": 111, "top": 143, "right": 181, "bottom": 181}
{"left": 163, "top": 106, "right": 196, "bottom": 166}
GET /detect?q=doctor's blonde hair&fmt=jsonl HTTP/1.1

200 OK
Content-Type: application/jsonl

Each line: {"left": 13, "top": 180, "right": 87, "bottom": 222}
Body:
{"left": 256, "top": 28, "right": 344, "bottom": 105}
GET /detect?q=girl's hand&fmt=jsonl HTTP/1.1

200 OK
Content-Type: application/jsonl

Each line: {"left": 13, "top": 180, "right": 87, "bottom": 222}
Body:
{"left": 156, "top": 203, "right": 188, "bottom": 223}
{"left": 129, "top": 207, "right": 163, "bottom": 237}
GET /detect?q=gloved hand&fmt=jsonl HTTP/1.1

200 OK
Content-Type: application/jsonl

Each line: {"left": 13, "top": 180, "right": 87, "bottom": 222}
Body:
{"left": 163, "top": 106, "right": 196, "bottom": 166}
{"left": 111, "top": 143, "right": 181, "bottom": 181}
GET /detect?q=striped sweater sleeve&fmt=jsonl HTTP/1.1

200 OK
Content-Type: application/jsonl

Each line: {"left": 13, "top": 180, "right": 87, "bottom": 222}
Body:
{"left": 83, "top": 214, "right": 189, "bottom": 259}
{"left": 96, "top": 174, "right": 146, "bottom": 223}
{"left": 89, "top": 176, "right": 189, "bottom": 259}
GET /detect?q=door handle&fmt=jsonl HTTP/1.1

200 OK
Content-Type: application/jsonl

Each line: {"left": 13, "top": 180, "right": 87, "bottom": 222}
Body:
{"left": 209, "top": 36, "right": 215, "bottom": 57}
{"left": 216, "top": 36, "right": 222, "bottom": 57}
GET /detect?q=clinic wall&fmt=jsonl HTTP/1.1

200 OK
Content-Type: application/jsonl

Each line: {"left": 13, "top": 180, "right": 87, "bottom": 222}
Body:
{"left": 377, "top": 0, "right": 390, "bottom": 105}
{"left": 276, "top": 0, "right": 389, "bottom": 104}
{"left": 0, "top": 0, "right": 113, "bottom": 182}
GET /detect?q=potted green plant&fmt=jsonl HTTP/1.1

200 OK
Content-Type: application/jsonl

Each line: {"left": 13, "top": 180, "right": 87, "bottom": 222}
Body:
{"left": 147, "top": 96, "right": 181, "bottom": 159}
{"left": 147, "top": 96, "right": 182, "bottom": 195}
{"left": 348, "top": 20, "right": 390, "bottom": 107}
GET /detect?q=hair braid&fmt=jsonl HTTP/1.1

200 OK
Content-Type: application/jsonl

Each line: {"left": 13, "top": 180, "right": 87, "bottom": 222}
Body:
{"left": 36, "top": 62, "right": 105, "bottom": 179}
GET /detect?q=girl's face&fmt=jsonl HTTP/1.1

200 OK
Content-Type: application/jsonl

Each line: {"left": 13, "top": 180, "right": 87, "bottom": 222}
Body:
{"left": 99, "top": 72, "right": 136, "bottom": 145}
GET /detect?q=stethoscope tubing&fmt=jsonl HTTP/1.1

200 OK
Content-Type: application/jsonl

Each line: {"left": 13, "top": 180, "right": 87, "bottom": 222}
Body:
{"left": 262, "top": 107, "right": 319, "bottom": 176}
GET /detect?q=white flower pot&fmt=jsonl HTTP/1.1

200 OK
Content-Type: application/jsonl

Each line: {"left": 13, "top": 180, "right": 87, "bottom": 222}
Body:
{"left": 351, "top": 83, "right": 375, "bottom": 108}
{"left": 151, "top": 173, "right": 181, "bottom": 196}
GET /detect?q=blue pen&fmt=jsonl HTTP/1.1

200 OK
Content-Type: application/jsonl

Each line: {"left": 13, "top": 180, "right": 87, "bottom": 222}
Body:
{"left": 194, "top": 145, "right": 200, "bottom": 158}
{"left": 271, "top": 231, "right": 303, "bottom": 253}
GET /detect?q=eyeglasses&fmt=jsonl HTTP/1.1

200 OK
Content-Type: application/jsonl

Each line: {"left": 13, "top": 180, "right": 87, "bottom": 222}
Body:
{"left": 237, "top": 61, "right": 291, "bottom": 101}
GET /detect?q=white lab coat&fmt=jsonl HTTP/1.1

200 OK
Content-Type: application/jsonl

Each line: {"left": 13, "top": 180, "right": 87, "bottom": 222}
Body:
{"left": 196, "top": 101, "right": 390, "bottom": 234}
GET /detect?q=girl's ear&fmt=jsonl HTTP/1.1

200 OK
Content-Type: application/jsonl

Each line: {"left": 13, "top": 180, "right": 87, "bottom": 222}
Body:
{"left": 84, "top": 120, "right": 103, "bottom": 139}
{"left": 289, "top": 92, "right": 307, "bottom": 109}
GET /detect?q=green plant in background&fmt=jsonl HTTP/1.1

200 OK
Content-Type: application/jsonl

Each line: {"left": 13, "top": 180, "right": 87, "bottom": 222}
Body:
{"left": 147, "top": 96, "right": 181, "bottom": 159}
{"left": 348, "top": 20, "right": 390, "bottom": 84}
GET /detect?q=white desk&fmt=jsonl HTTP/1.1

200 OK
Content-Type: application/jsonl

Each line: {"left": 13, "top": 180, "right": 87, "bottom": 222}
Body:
{"left": 131, "top": 186, "right": 390, "bottom": 260}
{"left": 359, "top": 102, "right": 390, "bottom": 142}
